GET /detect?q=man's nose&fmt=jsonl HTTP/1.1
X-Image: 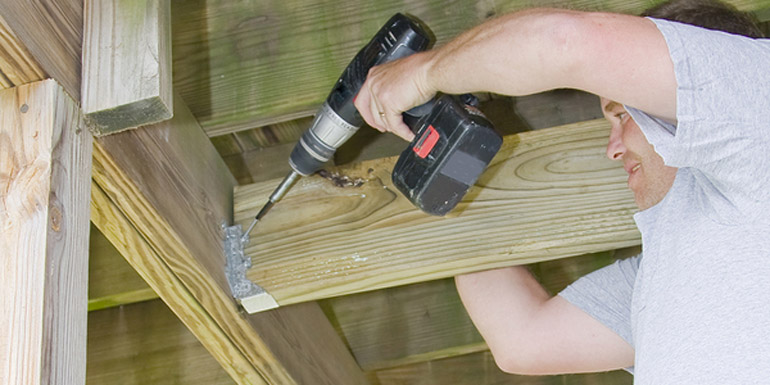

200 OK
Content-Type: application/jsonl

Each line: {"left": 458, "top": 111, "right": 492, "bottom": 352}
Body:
{"left": 606, "top": 127, "right": 625, "bottom": 160}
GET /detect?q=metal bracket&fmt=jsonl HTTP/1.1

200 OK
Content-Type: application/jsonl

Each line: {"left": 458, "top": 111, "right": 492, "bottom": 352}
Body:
{"left": 223, "top": 224, "right": 279, "bottom": 313}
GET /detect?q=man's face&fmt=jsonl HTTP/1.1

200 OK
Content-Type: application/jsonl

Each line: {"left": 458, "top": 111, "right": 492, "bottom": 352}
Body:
{"left": 601, "top": 98, "right": 677, "bottom": 210}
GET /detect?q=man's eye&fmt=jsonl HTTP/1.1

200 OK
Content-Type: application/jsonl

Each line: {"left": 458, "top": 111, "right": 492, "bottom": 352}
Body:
{"left": 616, "top": 112, "right": 627, "bottom": 121}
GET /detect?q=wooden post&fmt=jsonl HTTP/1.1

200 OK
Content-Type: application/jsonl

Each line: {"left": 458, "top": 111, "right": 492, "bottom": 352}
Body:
{"left": 82, "top": 0, "right": 173, "bottom": 134}
{"left": 0, "top": 80, "right": 91, "bottom": 385}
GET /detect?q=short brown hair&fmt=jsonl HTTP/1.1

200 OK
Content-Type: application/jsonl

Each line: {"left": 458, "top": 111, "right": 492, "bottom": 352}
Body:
{"left": 642, "top": 0, "right": 764, "bottom": 38}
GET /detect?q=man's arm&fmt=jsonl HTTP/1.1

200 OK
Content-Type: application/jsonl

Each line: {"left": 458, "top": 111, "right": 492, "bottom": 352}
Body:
{"left": 456, "top": 267, "right": 634, "bottom": 374}
{"left": 354, "top": 9, "right": 677, "bottom": 140}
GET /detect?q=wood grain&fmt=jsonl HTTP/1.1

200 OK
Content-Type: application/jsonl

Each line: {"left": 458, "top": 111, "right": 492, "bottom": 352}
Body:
{"left": 235, "top": 119, "right": 641, "bottom": 306}
{"left": 0, "top": 80, "right": 91, "bottom": 385}
{"left": 91, "top": 183, "right": 267, "bottom": 385}
{"left": 88, "top": 223, "right": 158, "bottom": 311}
{"left": 91, "top": 93, "right": 367, "bottom": 384}
{"left": 321, "top": 249, "right": 632, "bottom": 371}
{"left": 0, "top": 14, "right": 46, "bottom": 89}
{"left": 370, "top": 351, "right": 632, "bottom": 385}
{"left": 0, "top": 1, "right": 82, "bottom": 100}
{"left": 87, "top": 299, "right": 236, "bottom": 385}
{"left": 170, "top": 0, "right": 768, "bottom": 136}
{"left": 82, "top": 0, "right": 173, "bottom": 134}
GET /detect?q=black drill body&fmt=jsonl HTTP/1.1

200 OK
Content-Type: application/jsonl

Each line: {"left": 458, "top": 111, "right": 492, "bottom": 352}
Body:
{"left": 289, "top": 13, "right": 433, "bottom": 176}
{"left": 396, "top": 95, "right": 502, "bottom": 216}
{"left": 244, "top": 14, "right": 502, "bottom": 239}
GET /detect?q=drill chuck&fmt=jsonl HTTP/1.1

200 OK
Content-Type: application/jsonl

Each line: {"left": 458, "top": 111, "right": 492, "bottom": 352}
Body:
{"left": 288, "top": 102, "right": 358, "bottom": 176}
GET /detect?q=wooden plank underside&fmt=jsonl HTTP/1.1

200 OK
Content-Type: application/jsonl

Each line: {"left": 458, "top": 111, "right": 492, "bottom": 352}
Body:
{"left": 87, "top": 299, "right": 235, "bottom": 385}
{"left": 235, "top": 119, "right": 641, "bottom": 307}
{"left": 0, "top": 80, "right": 91, "bottom": 385}
{"left": 370, "top": 351, "right": 632, "bottom": 385}
{"left": 321, "top": 248, "right": 640, "bottom": 371}
{"left": 170, "top": 0, "right": 769, "bottom": 137}
{"left": 91, "top": 94, "right": 366, "bottom": 384}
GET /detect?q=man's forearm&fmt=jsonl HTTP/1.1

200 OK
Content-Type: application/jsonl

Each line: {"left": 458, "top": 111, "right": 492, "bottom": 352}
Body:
{"left": 455, "top": 266, "right": 549, "bottom": 357}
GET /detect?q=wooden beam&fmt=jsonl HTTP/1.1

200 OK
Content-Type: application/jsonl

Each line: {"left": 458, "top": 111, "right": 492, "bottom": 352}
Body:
{"left": 0, "top": 80, "right": 91, "bottom": 384}
{"left": 88, "top": 299, "right": 236, "bottom": 385}
{"left": 91, "top": 94, "right": 367, "bottom": 384}
{"left": 0, "top": 1, "right": 82, "bottom": 99}
{"left": 90, "top": 183, "right": 266, "bottom": 385}
{"left": 235, "top": 119, "right": 641, "bottom": 309}
{"left": 88, "top": 223, "right": 158, "bottom": 311}
{"left": 82, "top": 0, "right": 173, "bottom": 134}
{"left": 321, "top": 248, "right": 638, "bottom": 371}
{"left": 171, "top": 0, "right": 769, "bottom": 137}
{"left": 0, "top": 15, "right": 47, "bottom": 89}
{"left": 369, "top": 351, "right": 632, "bottom": 385}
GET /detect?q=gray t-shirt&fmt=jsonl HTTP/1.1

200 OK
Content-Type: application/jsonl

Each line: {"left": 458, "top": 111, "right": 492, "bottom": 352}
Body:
{"left": 559, "top": 19, "right": 770, "bottom": 383}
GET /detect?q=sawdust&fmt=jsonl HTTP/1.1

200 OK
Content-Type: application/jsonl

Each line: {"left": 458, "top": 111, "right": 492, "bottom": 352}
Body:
{"left": 317, "top": 169, "right": 365, "bottom": 188}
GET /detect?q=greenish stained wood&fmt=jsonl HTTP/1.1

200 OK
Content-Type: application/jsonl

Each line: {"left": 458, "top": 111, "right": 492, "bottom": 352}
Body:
{"left": 320, "top": 249, "right": 634, "bottom": 371}
{"left": 88, "top": 223, "right": 158, "bottom": 311}
{"left": 370, "top": 351, "right": 632, "bottom": 385}
{"left": 171, "top": 0, "right": 769, "bottom": 137}
{"left": 87, "top": 299, "right": 236, "bottom": 385}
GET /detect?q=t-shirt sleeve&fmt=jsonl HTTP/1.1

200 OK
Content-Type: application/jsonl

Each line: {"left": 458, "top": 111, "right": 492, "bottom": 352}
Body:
{"left": 558, "top": 254, "right": 641, "bottom": 347}
{"left": 626, "top": 19, "right": 770, "bottom": 219}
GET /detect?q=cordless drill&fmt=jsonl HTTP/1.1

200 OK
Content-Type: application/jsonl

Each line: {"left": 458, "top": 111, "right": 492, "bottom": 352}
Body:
{"left": 242, "top": 13, "right": 433, "bottom": 238}
{"left": 243, "top": 14, "right": 501, "bottom": 238}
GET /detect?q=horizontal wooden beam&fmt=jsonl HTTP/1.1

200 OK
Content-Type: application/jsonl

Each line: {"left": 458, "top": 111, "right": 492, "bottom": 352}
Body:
{"left": 0, "top": 80, "right": 91, "bottom": 385}
{"left": 369, "top": 350, "right": 632, "bottom": 385}
{"left": 235, "top": 119, "right": 641, "bottom": 309}
{"left": 82, "top": 0, "right": 173, "bottom": 134}
{"left": 321, "top": 248, "right": 638, "bottom": 371}
{"left": 171, "top": 0, "right": 769, "bottom": 137}
{"left": 87, "top": 299, "right": 235, "bottom": 385}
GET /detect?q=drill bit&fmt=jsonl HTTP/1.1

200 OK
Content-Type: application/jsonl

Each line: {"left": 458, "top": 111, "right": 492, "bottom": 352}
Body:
{"left": 241, "top": 170, "right": 301, "bottom": 242}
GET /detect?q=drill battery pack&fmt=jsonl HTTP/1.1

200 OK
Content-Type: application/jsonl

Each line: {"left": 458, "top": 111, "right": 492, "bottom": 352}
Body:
{"left": 392, "top": 94, "right": 502, "bottom": 216}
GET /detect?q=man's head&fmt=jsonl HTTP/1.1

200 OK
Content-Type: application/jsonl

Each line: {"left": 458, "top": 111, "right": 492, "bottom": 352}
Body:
{"left": 602, "top": 0, "right": 762, "bottom": 210}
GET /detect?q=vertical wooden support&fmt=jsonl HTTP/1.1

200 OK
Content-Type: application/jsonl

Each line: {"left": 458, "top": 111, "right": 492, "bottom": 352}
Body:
{"left": 82, "top": 0, "right": 173, "bottom": 134}
{"left": 0, "top": 80, "right": 92, "bottom": 385}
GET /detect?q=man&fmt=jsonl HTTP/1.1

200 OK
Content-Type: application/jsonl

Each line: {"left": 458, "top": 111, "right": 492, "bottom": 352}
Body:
{"left": 354, "top": 0, "right": 769, "bottom": 382}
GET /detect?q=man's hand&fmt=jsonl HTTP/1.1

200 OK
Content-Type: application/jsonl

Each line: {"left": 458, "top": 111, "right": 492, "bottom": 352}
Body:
{"left": 354, "top": 51, "right": 437, "bottom": 141}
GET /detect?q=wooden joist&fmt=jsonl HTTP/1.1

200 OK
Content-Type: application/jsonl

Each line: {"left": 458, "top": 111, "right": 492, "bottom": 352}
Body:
{"left": 370, "top": 351, "right": 632, "bottom": 385}
{"left": 87, "top": 299, "right": 236, "bottom": 385}
{"left": 82, "top": 0, "right": 174, "bottom": 134}
{"left": 171, "top": 0, "right": 770, "bottom": 137}
{"left": 321, "top": 249, "right": 636, "bottom": 371}
{"left": 235, "top": 119, "right": 641, "bottom": 310}
{"left": 0, "top": 80, "right": 91, "bottom": 385}
{"left": 0, "top": 1, "right": 82, "bottom": 99}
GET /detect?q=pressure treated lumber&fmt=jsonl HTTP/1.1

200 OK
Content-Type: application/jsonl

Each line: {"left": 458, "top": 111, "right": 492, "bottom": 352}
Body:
{"left": 88, "top": 299, "right": 235, "bottom": 385}
{"left": 90, "top": 183, "right": 265, "bottom": 384}
{"left": 82, "top": 0, "right": 173, "bottom": 134}
{"left": 370, "top": 351, "right": 632, "bottom": 385}
{"left": 91, "top": 94, "right": 366, "bottom": 384}
{"left": 0, "top": 80, "right": 91, "bottom": 385}
{"left": 0, "top": 15, "right": 46, "bottom": 89}
{"left": 88, "top": 223, "right": 158, "bottom": 311}
{"left": 322, "top": 249, "right": 634, "bottom": 370}
{"left": 235, "top": 119, "right": 641, "bottom": 307}
{"left": 171, "top": 0, "right": 769, "bottom": 136}
{"left": 0, "top": 1, "right": 82, "bottom": 100}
